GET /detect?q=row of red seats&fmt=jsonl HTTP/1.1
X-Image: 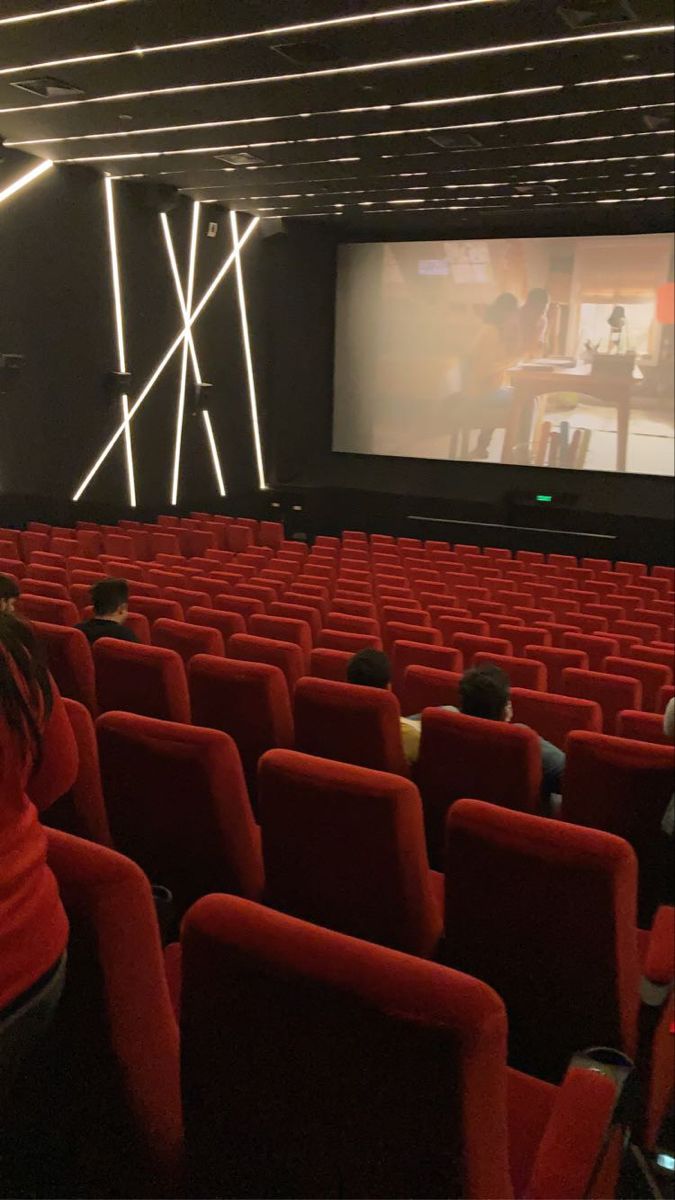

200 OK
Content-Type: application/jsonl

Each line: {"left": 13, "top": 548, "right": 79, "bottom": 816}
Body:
{"left": 37, "top": 705, "right": 672, "bottom": 1195}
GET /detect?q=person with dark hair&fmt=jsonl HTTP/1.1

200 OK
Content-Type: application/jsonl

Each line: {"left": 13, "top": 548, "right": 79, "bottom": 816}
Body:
{"left": 346, "top": 648, "right": 421, "bottom": 764}
{"left": 0, "top": 574, "right": 20, "bottom": 616}
{"left": 0, "top": 613, "right": 78, "bottom": 1100}
{"left": 77, "top": 578, "right": 138, "bottom": 646}
{"left": 459, "top": 292, "right": 520, "bottom": 461}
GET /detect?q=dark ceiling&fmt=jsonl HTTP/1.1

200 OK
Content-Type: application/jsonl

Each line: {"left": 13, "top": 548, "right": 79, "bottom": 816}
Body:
{"left": 1, "top": 0, "right": 673, "bottom": 235}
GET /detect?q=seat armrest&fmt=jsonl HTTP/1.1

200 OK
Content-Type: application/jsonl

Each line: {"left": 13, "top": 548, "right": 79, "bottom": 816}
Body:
{"left": 523, "top": 1066, "right": 618, "bottom": 1200}
{"left": 642, "top": 906, "right": 674, "bottom": 992}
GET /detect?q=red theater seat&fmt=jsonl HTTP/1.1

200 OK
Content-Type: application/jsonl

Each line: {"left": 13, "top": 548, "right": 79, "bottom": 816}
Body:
{"left": 614, "top": 619, "right": 662, "bottom": 645}
{"left": 616, "top": 710, "right": 672, "bottom": 746}
{"left": 417, "top": 708, "right": 541, "bottom": 866}
{"left": 561, "top": 632, "right": 620, "bottom": 672}
{"left": 437, "top": 615, "right": 488, "bottom": 645}
{"left": 125, "top": 596, "right": 183, "bottom": 626}
{"left": 38, "top": 698, "right": 112, "bottom": 846}
{"left": 658, "top": 684, "right": 675, "bottom": 713}
{"left": 258, "top": 750, "right": 442, "bottom": 955}
{"left": 249, "top": 614, "right": 313, "bottom": 666}
{"left": 498, "top": 624, "right": 551, "bottom": 657}
{"left": 324, "top": 612, "right": 380, "bottom": 639}
{"left": 0, "top": 558, "right": 23, "bottom": 579}
{"left": 451, "top": 633, "right": 512, "bottom": 665}
{"left": 97, "top": 713, "right": 263, "bottom": 917}
{"left": 179, "top": 894, "right": 621, "bottom": 1199}
{"left": 189, "top": 655, "right": 294, "bottom": 799}
{"left": 523, "top": 644, "right": 588, "bottom": 693}
{"left": 269, "top": 601, "right": 321, "bottom": 643}
{"left": 562, "top": 730, "right": 674, "bottom": 924}
{"left": 510, "top": 687, "right": 602, "bottom": 749}
{"left": 399, "top": 665, "right": 461, "bottom": 718}
{"left": 93, "top": 639, "right": 190, "bottom": 722}
{"left": 228, "top": 633, "right": 305, "bottom": 694}
{"left": 309, "top": 647, "right": 352, "bottom": 682}
{"left": 383, "top": 621, "right": 440, "bottom": 654}
{"left": 151, "top": 618, "right": 224, "bottom": 664}
{"left": 443, "top": 798, "right": 673, "bottom": 1148}
{"left": 562, "top": 667, "right": 641, "bottom": 734}
{"left": 17, "top": 593, "right": 78, "bottom": 627}
{"left": 317, "top": 628, "right": 382, "bottom": 653}
{"left": 294, "top": 677, "right": 408, "bottom": 775}
{"left": 602, "top": 656, "right": 672, "bottom": 713}
{"left": 22, "top": 578, "right": 69, "bottom": 600}
{"left": 163, "top": 586, "right": 212, "bottom": 612}
{"left": 391, "top": 641, "right": 461, "bottom": 698}
{"left": 33, "top": 621, "right": 97, "bottom": 713}
{"left": 215, "top": 594, "right": 265, "bottom": 623}
{"left": 473, "top": 652, "right": 547, "bottom": 691}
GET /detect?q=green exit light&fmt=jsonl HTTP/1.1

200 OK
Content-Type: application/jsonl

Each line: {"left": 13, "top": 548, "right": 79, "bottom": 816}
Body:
{"left": 536, "top": 494, "right": 553, "bottom": 503}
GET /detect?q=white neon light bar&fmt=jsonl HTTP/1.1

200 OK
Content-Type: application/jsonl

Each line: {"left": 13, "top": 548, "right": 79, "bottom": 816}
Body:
{"left": 202, "top": 411, "right": 226, "bottom": 497}
{"left": 0, "top": 0, "right": 130, "bottom": 25}
{"left": 170, "top": 202, "right": 200, "bottom": 506}
{"left": 55, "top": 105, "right": 674, "bottom": 165}
{"left": 0, "top": 2, "right": 506, "bottom": 76}
{"left": 230, "top": 211, "right": 265, "bottom": 491}
{"left": 103, "top": 175, "right": 136, "bottom": 507}
{"left": 1, "top": 26, "right": 671, "bottom": 117}
{"left": 161, "top": 212, "right": 228, "bottom": 498}
{"left": 0, "top": 157, "right": 52, "bottom": 205}
{"left": 73, "top": 215, "right": 258, "bottom": 501}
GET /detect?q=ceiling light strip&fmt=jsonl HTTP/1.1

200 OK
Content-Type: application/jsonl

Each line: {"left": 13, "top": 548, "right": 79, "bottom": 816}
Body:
{"left": 103, "top": 175, "right": 136, "bottom": 506}
{"left": 0, "top": 0, "right": 130, "bottom": 25}
{"left": 0, "top": 1, "right": 510, "bottom": 77}
{"left": 202, "top": 411, "right": 226, "bottom": 497}
{"left": 1, "top": 25, "right": 671, "bottom": 117}
{"left": 0, "top": 156, "right": 52, "bottom": 205}
{"left": 230, "top": 210, "right": 265, "bottom": 491}
{"left": 73, "top": 213, "right": 258, "bottom": 500}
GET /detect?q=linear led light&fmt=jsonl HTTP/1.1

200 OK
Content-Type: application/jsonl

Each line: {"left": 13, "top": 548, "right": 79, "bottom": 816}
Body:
{"left": 0, "top": 0, "right": 130, "bottom": 24}
{"left": 0, "top": 157, "right": 52, "bottom": 204}
{"left": 202, "top": 411, "right": 226, "bottom": 497}
{"left": 73, "top": 214, "right": 258, "bottom": 500}
{"left": 55, "top": 103, "right": 674, "bottom": 165}
{"left": 103, "top": 175, "right": 136, "bottom": 507}
{"left": 8, "top": 84, "right": 567, "bottom": 149}
{"left": 1, "top": 25, "right": 671, "bottom": 117}
{"left": 161, "top": 212, "right": 227, "bottom": 498}
{"left": 0, "top": 2, "right": 509, "bottom": 77}
{"left": 230, "top": 211, "right": 265, "bottom": 491}
{"left": 170, "top": 201, "right": 200, "bottom": 506}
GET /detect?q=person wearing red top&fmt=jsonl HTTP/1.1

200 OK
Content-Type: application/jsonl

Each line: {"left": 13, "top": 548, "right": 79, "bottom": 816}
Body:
{"left": 0, "top": 614, "right": 78, "bottom": 1103}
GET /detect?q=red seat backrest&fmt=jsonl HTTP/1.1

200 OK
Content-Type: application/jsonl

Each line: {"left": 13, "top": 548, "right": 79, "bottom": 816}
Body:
{"left": 25, "top": 563, "right": 69, "bottom": 585}
{"left": 561, "top": 632, "right": 620, "bottom": 672}
{"left": 417, "top": 709, "right": 542, "bottom": 867}
{"left": 308, "top": 647, "right": 352, "bottom": 682}
{"left": 163, "top": 587, "right": 212, "bottom": 612}
{"left": 443, "top": 798, "right": 640, "bottom": 1083}
{"left": 124, "top": 596, "right": 183, "bottom": 625}
{"left": 33, "top": 621, "right": 97, "bottom": 713}
{"left": 258, "top": 749, "right": 442, "bottom": 956}
{"left": 562, "top": 667, "right": 642, "bottom": 734}
{"left": 188, "top": 654, "right": 293, "bottom": 798}
{"left": 22, "top": 578, "right": 69, "bottom": 600}
{"left": 451, "top": 634, "right": 513, "bottom": 666}
{"left": 602, "top": 656, "right": 672, "bottom": 713}
{"left": 383, "top": 621, "right": 440, "bottom": 655}
{"left": 616, "top": 710, "right": 671, "bottom": 746}
{"left": 562, "top": 730, "right": 674, "bottom": 921}
{"left": 399, "top": 665, "right": 462, "bottom": 718}
{"left": 151, "top": 618, "right": 224, "bottom": 664}
{"left": 317, "top": 628, "right": 382, "bottom": 654}
{"left": 293, "top": 677, "right": 408, "bottom": 776}
{"left": 510, "top": 686, "right": 602, "bottom": 749}
{"left": 391, "top": 641, "right": 462, "bottom": 699}
{"left": 473, "top": 652, "right": 547, "bottom": 692}
{"left": 326, "top": 613, "right": 380, "bottom": 638}
{"left": 96, "top": 712, "right": 263, "bottom": 917}
{"left": 186, "top": 606, "right": 246, "bottom": 642}
{"left": 17, "top": 593, "right": 78, "bottom": 626}
{"left": 270, "top": 602, "right": 321, "bottom": 643}
{"left": 93, "top": 638, "right": 190, "bottom": 722}
{"left": 215, "top": 594, "right": 265, "bottom": 624}
{"left": 248, "top": 615, "right": 313, "bottom": 666}
{"left": 523, "top": 644, "right": 589, "bottom": 693}
{"left": 497, "top": 625, "right": 551, "bottom": 656}
{"left": 228, "top": 633, "right": 305, "bottom": 695}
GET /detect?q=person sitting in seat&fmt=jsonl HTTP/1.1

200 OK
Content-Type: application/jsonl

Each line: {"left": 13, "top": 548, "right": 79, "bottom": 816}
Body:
{"left": 77, "top": 578, "right": 139, "bottom": 646}
{"left": 402, "top": 661, "right": 565, "bottom": 800}
{"left": 346, "top": 648, "right": 421, "bottom": 765}
{"left": 0, "top": 574, "right": 19, "bottom": 616}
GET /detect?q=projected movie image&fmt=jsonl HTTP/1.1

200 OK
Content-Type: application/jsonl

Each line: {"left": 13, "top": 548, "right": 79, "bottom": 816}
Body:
{"left": 332, "top": 234, "right": 675, "bottom": 476}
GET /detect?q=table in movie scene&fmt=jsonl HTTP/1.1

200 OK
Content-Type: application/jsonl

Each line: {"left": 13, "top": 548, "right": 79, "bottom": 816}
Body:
{"left": 505, "top": 361, "right": 643, "bottom": 473}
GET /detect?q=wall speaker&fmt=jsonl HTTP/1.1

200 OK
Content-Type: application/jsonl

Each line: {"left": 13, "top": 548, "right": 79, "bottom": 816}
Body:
{"left": 190, "top": 381, "right": 213, "bottom": 415}
{"left": 102, "top": 369, "right": 132, "bottom": 403}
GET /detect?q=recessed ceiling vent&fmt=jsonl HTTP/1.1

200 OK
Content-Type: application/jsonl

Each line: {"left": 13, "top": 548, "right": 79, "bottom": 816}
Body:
{"left": 271, "top": 41, "right": 344, "bottom": 66}
{"left": 10, "top": 75, "right": 84, "bottom": 98}
{"left": 214, "top": 151, "right": 265, "bottom": 167}
{"left": 557, "top": 1, "right": 637, "bottom": 30}
{"left": 427, "top": 131, "right": 484, "bottom": 150}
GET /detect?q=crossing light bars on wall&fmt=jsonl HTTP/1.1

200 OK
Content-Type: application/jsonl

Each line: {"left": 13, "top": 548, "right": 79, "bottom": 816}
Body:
{"left": 103, "top": 175, "right": 136, "bottom": 507}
